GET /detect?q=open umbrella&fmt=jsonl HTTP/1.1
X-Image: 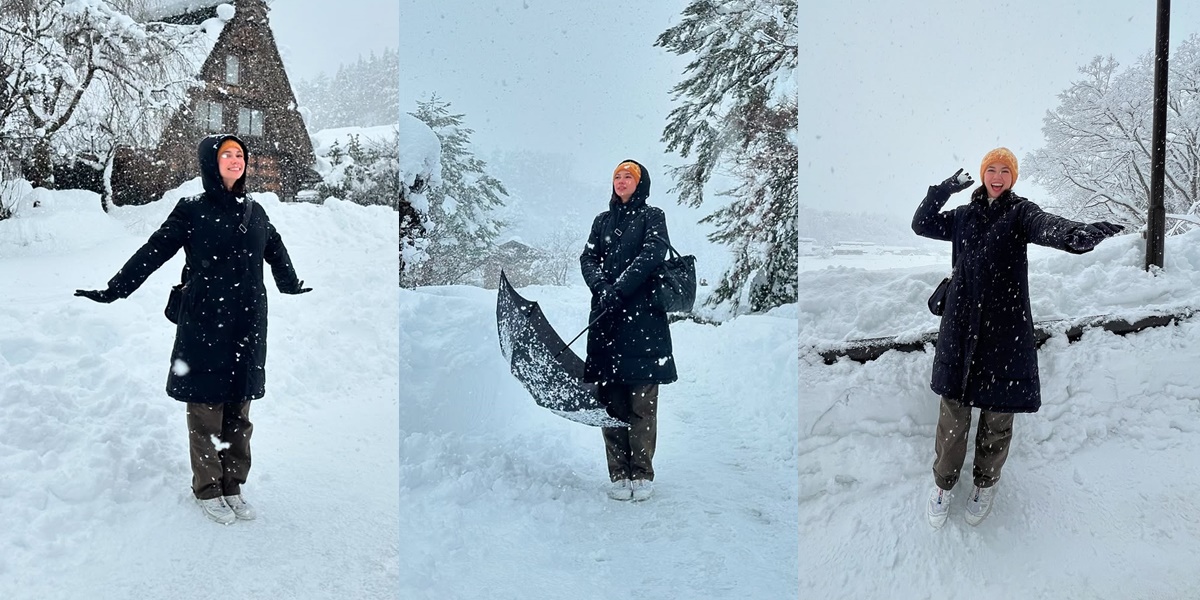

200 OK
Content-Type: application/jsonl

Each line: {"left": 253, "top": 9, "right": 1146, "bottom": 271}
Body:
{"left": 496, "top": 271, "right": 626, "bottom": 427}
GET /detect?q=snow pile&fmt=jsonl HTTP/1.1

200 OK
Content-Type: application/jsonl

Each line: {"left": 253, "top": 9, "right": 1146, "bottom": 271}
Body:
{"left": 800, "top": 231, "right": 1200, "bottom": 347}
{"left": 0, "top": 187, "right": 398, "bottom": 597}
{"left": 398, "top": 112, "right": 441, "bottom": 214}
{"left": 400, "top": 284, "right": 798, "bottom": 599}
{"left": 0, "top": 187, "right": 127, "bottom": 257}
{"left": 800, "top": 233, "right": 1200, "bottom": 598}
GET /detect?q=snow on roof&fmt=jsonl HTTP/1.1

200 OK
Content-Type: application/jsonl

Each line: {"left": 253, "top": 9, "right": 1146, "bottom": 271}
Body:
{"left": 57, "top": 8, "right": 229, "bottom": 154}
{"left": 138, "top": 0, "right": 226, "bottom": 21}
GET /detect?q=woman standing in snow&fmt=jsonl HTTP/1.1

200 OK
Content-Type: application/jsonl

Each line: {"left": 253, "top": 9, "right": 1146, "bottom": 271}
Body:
{"left": 75, "top": 134, "right": 310, "bottom": 524}
{"left": 913, "top": 147, "right": 1123, "bottom": 528}
{"left": 580, "top": 159, "right": 678, "bottom": 502}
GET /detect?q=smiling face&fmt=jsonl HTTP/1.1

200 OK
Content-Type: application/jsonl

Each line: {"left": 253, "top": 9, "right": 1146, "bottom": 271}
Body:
{"left": 613, "top": 170, "right": 637, "bottom": 203}
{"left": 982, "top": 162, "right": 1014, "bottom": 199}
{"left": 217, "top": 143, "right": 245, "bottom": 191}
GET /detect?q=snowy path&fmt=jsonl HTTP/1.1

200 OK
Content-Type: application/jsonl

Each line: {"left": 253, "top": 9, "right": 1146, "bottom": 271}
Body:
{"left": 399, "top": 285, "right": 798, "bottom": 599}
{"left": 0, "top": 192, "right": 399, "bottom": 598}
{"left": 799, "top": 234, "right": 1200, "bottom": 599}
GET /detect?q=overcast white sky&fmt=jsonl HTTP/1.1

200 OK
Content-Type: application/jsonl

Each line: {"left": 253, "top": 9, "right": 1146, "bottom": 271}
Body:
{"left": 269, "top": 0, "right": 398, "bottom": 81}
{"left": 801, "top": 1, "right": 1200, "bottom": 220}
{"left": 399, "top": 0, "right": 691, "bottom": 194}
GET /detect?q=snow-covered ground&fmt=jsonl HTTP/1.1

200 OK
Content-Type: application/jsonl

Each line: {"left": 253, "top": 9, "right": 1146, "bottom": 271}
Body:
{"left": 800, "top": 231, "right": 1200, "bottom": 598}
{"left": 0, "top": 183, "right": 399, "bottom": 598}
{"left": 399, "top": 284, "right": 799, "bottom": 599}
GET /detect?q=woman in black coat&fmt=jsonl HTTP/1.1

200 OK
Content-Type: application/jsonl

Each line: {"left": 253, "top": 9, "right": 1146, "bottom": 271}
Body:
{"left": 76, "top": 134, "right": 310, "bottom": 524}
{"left": 913, "top": 147, "right": 1122, "bottom": 529}
{"left": 580, "top": 159, "right": 677, "bottom": 502}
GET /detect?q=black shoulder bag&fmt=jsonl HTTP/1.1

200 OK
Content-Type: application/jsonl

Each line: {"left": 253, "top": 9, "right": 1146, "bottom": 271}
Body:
{"left": 165, "top": 197, "right": 254, "bottom": 324}
{"left": 649, "top": 235, "right": 697, "bottom": 314}
{"left": 928, "top": 252, "right": 964, "bottom": 316}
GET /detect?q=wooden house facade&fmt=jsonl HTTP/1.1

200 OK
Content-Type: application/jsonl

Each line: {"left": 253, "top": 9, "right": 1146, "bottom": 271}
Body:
{"left": 110, "top": 0, "right": 318, "bottom": 205}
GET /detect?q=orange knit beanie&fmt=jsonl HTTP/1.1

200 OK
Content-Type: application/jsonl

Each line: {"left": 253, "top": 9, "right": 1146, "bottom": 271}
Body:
{"left": 979, "top": 147, "right": 1018, "bottom": 185}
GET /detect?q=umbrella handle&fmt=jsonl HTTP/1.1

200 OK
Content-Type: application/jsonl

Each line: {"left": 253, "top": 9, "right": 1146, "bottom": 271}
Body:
{"left": 555, "top": 308, "right": 607, "bottom": 358}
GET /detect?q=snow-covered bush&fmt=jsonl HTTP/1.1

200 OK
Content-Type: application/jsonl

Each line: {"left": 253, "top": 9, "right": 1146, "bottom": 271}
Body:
{"left": 314, "top": 130, "right": 399, "bottom": 209}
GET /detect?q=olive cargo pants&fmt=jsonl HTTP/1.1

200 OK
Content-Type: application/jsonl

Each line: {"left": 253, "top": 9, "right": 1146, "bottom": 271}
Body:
{"left": 933, "top": 396, "right": 1014, "bottom": 490}
{"left": 186, "top": 400, "right": 253, "bottom": 500}
{"left": 600, "top": 383, "right": 659, "bottom": 482}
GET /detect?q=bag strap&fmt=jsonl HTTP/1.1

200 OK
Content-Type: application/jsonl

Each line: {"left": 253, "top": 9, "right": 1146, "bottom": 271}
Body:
{"left": 237, "top": 196, "right": 254, "bottom": 233}
{"left": 649, "top": 233, "right": 681, "bottom": 259}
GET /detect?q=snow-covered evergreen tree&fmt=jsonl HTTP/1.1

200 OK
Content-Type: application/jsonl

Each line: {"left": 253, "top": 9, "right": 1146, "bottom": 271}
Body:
{"left": 293, "top": 49, "right": 399, "bottom": 130}
{"left": 1025, "top": 35, "right": 1200, "bottom": 234}
{"left": 405, "top": 96, "right": 507, "bottom": 287}
{"left": 657, "top": 0, "right": 797, "bottom": 313}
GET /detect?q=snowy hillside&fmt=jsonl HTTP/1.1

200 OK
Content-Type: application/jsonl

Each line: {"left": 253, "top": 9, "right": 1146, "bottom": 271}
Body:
{"left": 0, "top": 183, "right": 399, "bottom": 598}
{"left": 399, "top": 285, "right": 799, "bottom": 599}
{"left": 800, "top": 232, "right": 1200, "bottom": 598}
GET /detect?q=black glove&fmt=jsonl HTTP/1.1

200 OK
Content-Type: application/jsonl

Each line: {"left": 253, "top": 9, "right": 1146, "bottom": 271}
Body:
{"left": 599, "top": 284, "right": 622, "bottom": 312}
{"left": 74, "top": 288, "right": 118, "bottom": 303}
{"left": 937, "top": 168, "right": 974, "bottom": 195}
{"left": 281, "top": 280, "right": 312, "bottom": 295}
{"left": 1090, "top": 221, "right": 1125, "bottom": 237}
{"left": 1069, "top": 224, "right": 1110, "bottom": 252}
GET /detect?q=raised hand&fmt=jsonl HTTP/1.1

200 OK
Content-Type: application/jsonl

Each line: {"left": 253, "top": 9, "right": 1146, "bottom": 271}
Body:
{"left": 938, "top": 168, "right": 974, "bottom": 195}
{"left": 74, "top": 288, "right": 118, "bottom": 303}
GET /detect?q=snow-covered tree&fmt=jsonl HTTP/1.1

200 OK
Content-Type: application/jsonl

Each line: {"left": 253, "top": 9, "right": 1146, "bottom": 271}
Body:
{"left": 293, "top": 49, "right": 399, "bottom": 130}
{"left": 405, "top": 96, "right": 507, "bottom": 287}
{"left": 0, "top": 0, "right": 197, "bottom": 188}
{"left": 657, "top": 0, "right": 798, "bottom": 313}
{"left": 316, "top": 130, "right": 400, "bottom": 209}
{"left": 1025, "top": 35, "right": 1200, "bottom": 234}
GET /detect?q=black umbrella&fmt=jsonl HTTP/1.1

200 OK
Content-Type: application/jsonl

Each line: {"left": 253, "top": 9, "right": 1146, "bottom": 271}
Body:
{"left": 496, "top": 271, "right": 627, "bottom": 428}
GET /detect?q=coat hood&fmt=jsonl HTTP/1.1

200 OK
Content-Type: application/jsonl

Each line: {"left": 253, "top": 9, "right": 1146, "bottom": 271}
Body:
{"left": 610, "top": 158, "right": 651, "bottom": 209}
{"left": 198, "top": 134, "right": 248, "bottom": 200}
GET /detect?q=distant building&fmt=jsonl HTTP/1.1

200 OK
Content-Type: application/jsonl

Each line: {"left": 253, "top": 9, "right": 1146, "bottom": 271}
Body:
{"left": 798, "top": 237, "right": 817, "bottom": 256}
{"left": 483, "top": 239, "right": 551, "bottom": 289}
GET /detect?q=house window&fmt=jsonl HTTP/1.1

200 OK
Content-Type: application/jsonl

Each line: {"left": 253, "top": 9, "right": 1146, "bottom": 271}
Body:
{"left": 194, "top": 100, "right": 224, "bottom": 132}
{"left": 225, "top": 55, "right": 239, "bottom": 85}
{"left": 237, "top": 107, "right": 264, "bottom": 137}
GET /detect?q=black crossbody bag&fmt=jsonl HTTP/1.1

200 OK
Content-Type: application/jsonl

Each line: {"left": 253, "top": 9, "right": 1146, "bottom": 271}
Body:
{"left": 164, "top": 198, "right": 254, "bottom": 324}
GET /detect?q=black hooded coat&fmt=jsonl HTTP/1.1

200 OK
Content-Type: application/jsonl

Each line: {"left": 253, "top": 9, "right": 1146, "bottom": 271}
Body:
{"left": 912, "top": 185, "right": 1096, "bottom": 413}
{"left": 105, "top": 134, "right": 304, "bottom": 402}
{"left": 579, "top": 160, "right": 678, "bottom": 385}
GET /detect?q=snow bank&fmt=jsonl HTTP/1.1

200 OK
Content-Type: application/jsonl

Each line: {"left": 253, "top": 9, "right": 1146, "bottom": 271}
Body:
{"left": 0, "top": 187, "right": 127, "bottom": 257}
{"left": 800, "top": 231, "right": 1200, "bottom": 348}
{"left": 800, "top": 233, "right": 1200, "bottom": 598}
{"left": 0, "top": 187, "right": 398, "bottom": 597}
{"left": 400, "top": 284, "right": 798, "bottom": 599}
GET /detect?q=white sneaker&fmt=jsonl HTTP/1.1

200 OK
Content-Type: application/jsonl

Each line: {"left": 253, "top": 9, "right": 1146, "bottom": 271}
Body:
{"left": 964, "top": 484, "right": 997, "bottom": 526}
{"left": 607, "top": 479, "right": 632, "bottom": 501}
{"left": 630, "top": 479, "right": 654, "bottom": 501}
{"left": 926, "top": 485, "right": 951, "bottom": 529}
{"left": 223, "top": 494, "right": 256, "bottom": 520}
{"left": 196, "top": 496, "right": 236, "bottom": 524}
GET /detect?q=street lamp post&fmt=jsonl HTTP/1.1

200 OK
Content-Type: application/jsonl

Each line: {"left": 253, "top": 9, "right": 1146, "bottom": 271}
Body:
{"left": 1145, "top": 0, "right": 1170, "bottom": 270}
